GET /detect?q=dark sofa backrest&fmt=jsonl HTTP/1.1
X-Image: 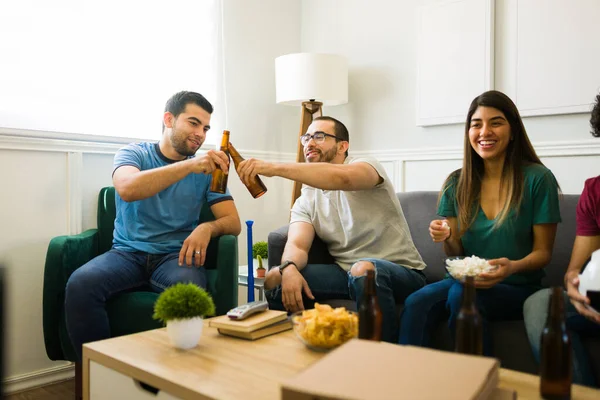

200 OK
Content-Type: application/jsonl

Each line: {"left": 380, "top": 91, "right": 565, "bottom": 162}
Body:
{"left": 398, "top": 191, "right": 580, "bottom": 286}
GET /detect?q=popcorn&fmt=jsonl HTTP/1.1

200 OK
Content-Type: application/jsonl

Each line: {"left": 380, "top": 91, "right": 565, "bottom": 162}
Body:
{"left": 446, "top": 256, "right": 495, "bottom": 279}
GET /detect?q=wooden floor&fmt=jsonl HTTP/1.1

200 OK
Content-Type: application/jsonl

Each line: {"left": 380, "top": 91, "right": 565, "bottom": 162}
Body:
{"left": 5, "top": 379, "right": 75, "bottom": 400}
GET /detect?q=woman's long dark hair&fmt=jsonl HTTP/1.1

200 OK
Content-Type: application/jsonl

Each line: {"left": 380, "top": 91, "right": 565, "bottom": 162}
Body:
{"left": 443, "top": 90, "right": 544, "bottom": 235}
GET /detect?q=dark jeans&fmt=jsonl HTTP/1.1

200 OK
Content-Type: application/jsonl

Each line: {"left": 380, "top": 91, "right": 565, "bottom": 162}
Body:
{"left": 399, "top": 278, "right": 538, "bottom": 356}
{"left": 524, "top": 288, "right": 600, "bottom": 387}
{"left": 266, "top": 258, "right": 426, "bottom": 343}
{"left": 64, "top": 249, "right": 207, "bottom": 361}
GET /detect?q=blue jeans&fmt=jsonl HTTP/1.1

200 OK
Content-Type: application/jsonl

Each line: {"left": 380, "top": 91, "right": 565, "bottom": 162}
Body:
{"left": 523, "top": 288, "right": 600, "bottom": 387}
{"left": 399, "top": 278, "right": 538, "bottom": 356}
{"left": 65, "top": 249, "right": 207, "bottom": 361}
{"left": 266, "top": 258, "right": 426, "bottom": 343}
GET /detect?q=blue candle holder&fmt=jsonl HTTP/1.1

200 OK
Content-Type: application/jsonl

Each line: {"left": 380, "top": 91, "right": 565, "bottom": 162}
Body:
{"left": 246, "top": 220, "right": 255, "bottom": 302}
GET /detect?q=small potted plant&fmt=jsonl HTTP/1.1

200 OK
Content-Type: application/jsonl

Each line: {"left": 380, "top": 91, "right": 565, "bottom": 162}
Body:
{"left": 253, "top": 241, "right": 268, "bottom": 278}
{"left": 153, "top": 282, "right": 216, "bottom": 349}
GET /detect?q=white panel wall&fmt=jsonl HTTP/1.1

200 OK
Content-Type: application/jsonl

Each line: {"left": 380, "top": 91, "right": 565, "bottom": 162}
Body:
{"left": 404, "top": 159, "right": 463, "bottom": 192}
{"left": 300, "top": 0, "right": 596, "bottom": 151}
{"left": 514, "top": 0, "right": 600, "bottom": 116}
{"left": 0, "top": 148, "right": 72, "bottom": 383}
{"left": 81, "top": 153, "right": 117, "bottom": 231}
{"left": 417, "top": 0, "right": 494, "bottom": 125}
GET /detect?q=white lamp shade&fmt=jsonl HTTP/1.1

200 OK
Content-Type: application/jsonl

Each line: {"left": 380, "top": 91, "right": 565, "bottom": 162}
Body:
{"left": 275, "top": 53, "right": 348, "bottom": 106}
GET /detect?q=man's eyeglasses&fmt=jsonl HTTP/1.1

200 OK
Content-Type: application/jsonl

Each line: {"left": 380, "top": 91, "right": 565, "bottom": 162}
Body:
{"left": 300, "top": 131, "right": 340, "bottom": 146}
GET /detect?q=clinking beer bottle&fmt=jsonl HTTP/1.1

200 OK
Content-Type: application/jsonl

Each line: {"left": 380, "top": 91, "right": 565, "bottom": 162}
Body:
{"left": 540, "top": 287, "right": 572, "bottom": 400}
{"left": 209, "top": 130, "right": 230, "bottom": 194}
{"left": 358, "top": 269, "right": 382, "bottom": 341}
{"left": 227, "top": 142, "right": 267, "bottom": 199}
{"left": 455, "top": 276, "right": 483, "bottom": 355}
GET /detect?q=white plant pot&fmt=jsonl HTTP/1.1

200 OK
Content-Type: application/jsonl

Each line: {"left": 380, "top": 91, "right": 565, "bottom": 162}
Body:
{"left": 166, "top": 317, "right": 204, "bottom": 349}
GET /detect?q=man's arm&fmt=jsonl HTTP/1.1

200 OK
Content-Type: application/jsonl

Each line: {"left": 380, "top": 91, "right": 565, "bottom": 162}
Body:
{"left": 268, "top": 222, "right": 316, "bottom": 312}
{"left": 237, "top": 159, "right": 382, "bottom": 191}
{"left": 113, "top": 150, "right": 229, "bottom": 202}
{"left": 264, "top": 222, "right": 315, "bottom": 290}
{"left": 564, "top": 235, "right": 600, "bottom": 323}
{"left": 179, "top": 200, "right": 241, "bottom": 267}
{"left": 205, "top": 200, "right": 242, "bottom": 237}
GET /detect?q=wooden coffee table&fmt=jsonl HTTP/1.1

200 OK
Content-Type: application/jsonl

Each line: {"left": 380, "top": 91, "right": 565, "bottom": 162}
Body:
{"left": 83, "top": 321, "right": 600, "bottom": 400}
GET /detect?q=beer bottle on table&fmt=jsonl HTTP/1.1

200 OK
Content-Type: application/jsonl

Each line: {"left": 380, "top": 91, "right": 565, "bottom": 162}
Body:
{"left": 540, "top": 287, "right": 572, "bottom": 400}
{"left": 209, "top": 130, "right": 230, "bottom": 194}
{"left": 455, "top": 276, "right": 483, "bottom": 355}
{"left": 227, "top": 142, "right": 268, "bottom": 199}
{"left": 358, "top": 269, "right": 382, "bottom": 341}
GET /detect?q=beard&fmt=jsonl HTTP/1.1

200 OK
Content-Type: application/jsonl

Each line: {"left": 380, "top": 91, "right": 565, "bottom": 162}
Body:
{"left": 306, "top": 145, "right": 338, "bottom": 163}
{"left": 170, "top": 127, "right": 198, "bottom": 157}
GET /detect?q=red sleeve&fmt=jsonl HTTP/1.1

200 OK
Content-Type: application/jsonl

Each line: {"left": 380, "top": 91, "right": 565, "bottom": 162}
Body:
{"left": 576, "top": 176, "right": 600, "bottom": 236}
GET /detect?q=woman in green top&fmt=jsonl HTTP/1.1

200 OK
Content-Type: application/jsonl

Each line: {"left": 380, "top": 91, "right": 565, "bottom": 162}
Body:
{"left": 398, "top": 90, "right": 561, "bottom": 355}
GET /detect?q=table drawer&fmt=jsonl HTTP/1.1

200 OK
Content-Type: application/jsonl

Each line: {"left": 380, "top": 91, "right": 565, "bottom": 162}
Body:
{"left": 90, "top": 361, "right": 180, "bottom": 400}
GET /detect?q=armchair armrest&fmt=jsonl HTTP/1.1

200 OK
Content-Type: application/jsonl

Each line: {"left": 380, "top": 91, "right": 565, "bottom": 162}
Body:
{"left": 43, "top": 229, "right": 99, "bottom": 361}
{"left": 204, "top": 234, "right": 238, "bottom": 316}
{"left": 267, "top": 225, "right": 335, "bottom": 269}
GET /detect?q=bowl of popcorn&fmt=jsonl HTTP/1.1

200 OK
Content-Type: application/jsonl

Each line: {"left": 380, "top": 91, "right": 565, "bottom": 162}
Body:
{"left": 292, "top": 303, "right": 358, "bottom": 352}
{"left": 445, "top": 256, "right": 496, "bottom": 280}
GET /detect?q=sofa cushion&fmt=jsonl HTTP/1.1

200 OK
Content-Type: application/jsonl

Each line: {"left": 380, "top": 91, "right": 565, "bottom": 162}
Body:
{"left": 397, "top": 191, "right": 447, "bottom": 283}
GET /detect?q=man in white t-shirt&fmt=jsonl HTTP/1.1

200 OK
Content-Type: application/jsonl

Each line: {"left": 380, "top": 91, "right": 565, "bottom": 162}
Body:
{"left": 237, "top": 116, "right": 426, "bottom": 342}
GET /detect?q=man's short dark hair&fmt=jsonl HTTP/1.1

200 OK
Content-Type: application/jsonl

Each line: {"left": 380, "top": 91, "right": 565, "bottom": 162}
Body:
{"left": 163, "top": 91, "right": 213, "bottom": 131}
{"left": 591, "top": 93, "right": 600, "bottom": 138}
{"left": 313, "top": 116, "right": 349, "bottom": 157}
{"left": 165, "top": 91, "right": 213, "bottom": 116}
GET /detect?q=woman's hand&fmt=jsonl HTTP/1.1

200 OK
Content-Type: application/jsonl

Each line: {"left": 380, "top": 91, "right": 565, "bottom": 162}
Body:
{"left": 429, "top": 219, "right": 451, "bottom": 242}
{"left": 476, "top": 258, "right": 513, "bottom": 288}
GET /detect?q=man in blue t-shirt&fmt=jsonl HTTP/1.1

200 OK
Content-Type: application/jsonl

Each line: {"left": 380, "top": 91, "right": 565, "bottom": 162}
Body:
{"left": 65, "top": 91, "right": 241, "bottom": 361}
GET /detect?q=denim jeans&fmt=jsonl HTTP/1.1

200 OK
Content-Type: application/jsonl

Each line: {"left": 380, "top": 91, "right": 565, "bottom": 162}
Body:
{"left": 399, "top": 278, "right": 538, "bottom": 356}
{"left": 265, "top": 258, "right": 426, "bottom": 343}
{"left": 523, "top": 288, "right": 600, "bottom": 387}
{"left": 64, "top": 249, "right": 207, "bottom": 361}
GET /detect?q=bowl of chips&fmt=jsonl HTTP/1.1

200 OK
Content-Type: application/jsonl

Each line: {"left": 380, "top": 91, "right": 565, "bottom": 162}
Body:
{"left": 445, "top": 255, "right": 496, "bottom": 280}
{"left": 292, "top": 303, "right": 358, "bottom": 352}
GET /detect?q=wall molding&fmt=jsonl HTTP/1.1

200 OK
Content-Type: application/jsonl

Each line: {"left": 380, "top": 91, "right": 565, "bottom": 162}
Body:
{"left": 352, "top": 139, "right": 600, "bottom": 191}
{"left": 3, "top": 129, "right": 598, "bottom": 161}
{"left": 0, "top": 130, "right": 295, "bottom": 161}
{"left": 3, "top": 363, "right": 74, "bottom": 394}
{"left": 2, "top": 130, "right": 598, "bottom": 188}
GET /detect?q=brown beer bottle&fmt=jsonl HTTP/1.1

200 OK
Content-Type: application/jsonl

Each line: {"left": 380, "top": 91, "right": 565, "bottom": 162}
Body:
{"left": 209, "top": 130, "right": 230, "bottom": 194}
{"left": 540, "top": 287, "right": 572, "bottom": 400}
{"left": 227, "top": 142, "right": 268, "bottom": 199}
{"left": 358, "top": 269, "right": 382, "bottom": 341}
{"left": 455, "top": 276, "right": 483, "bottom": 355}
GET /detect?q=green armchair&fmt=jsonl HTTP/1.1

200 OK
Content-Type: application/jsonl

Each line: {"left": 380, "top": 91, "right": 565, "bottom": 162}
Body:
{"left": 43, "top": 186, "right": 238, "bottom": 362}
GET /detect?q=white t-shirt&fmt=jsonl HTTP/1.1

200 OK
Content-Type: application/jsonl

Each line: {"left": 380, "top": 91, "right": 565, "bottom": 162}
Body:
{"left": 290, "top": 157, "right": 426, "bottom": 272}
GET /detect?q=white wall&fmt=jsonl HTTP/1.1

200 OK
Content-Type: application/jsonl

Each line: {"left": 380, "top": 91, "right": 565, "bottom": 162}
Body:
{"left": 0, "top": 0, "right": 301, "bottom": 392}
{"left": 220, "top": 0, "right": 302, "bottom": 260}
{"left": 300, "top": 0, "right": 598, "bottom": 194}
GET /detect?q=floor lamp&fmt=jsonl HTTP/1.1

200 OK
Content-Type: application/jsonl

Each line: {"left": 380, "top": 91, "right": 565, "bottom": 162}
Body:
{"left": 275, "top": 53, "right": 348, "bottom": 209}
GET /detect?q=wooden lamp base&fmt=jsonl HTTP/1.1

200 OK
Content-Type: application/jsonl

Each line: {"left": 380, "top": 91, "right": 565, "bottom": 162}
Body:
{"left": 291, "top": 101, "right": 323, "bottom": 210}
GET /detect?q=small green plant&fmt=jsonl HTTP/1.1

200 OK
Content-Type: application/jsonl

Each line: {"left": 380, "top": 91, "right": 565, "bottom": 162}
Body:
{"left": 252, "top": 241, "right": 268, "bottom": 269}
{"left": 153, "top": 283, "right": 215, "bottom": 324}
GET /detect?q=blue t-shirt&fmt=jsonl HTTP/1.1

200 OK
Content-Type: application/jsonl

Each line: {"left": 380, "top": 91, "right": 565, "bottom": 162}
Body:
{"left": 438, "top": 163, "right": 561, "bottom": 286}
{"left": 112, "top": 142, "right": 233, "bottom": 254}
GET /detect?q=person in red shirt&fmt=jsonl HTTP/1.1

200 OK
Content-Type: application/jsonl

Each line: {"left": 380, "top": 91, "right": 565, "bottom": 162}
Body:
{"left": 524, "top": 93, "right": 600, "bottom": 387}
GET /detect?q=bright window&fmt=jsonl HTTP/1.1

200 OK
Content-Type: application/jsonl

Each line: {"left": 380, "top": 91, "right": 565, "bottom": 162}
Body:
{"left": 0, "top": 0, "right": 223, "bottom": 145}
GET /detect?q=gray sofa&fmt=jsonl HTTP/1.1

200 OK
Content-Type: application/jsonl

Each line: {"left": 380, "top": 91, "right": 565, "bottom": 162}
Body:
{"left": 268, "top": 191, "right": 599, "bottom": 381}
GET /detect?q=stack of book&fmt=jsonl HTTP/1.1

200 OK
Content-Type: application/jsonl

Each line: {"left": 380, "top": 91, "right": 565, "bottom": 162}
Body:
{"left": 209, "top": 310, "right": 291, "bottom": 340}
